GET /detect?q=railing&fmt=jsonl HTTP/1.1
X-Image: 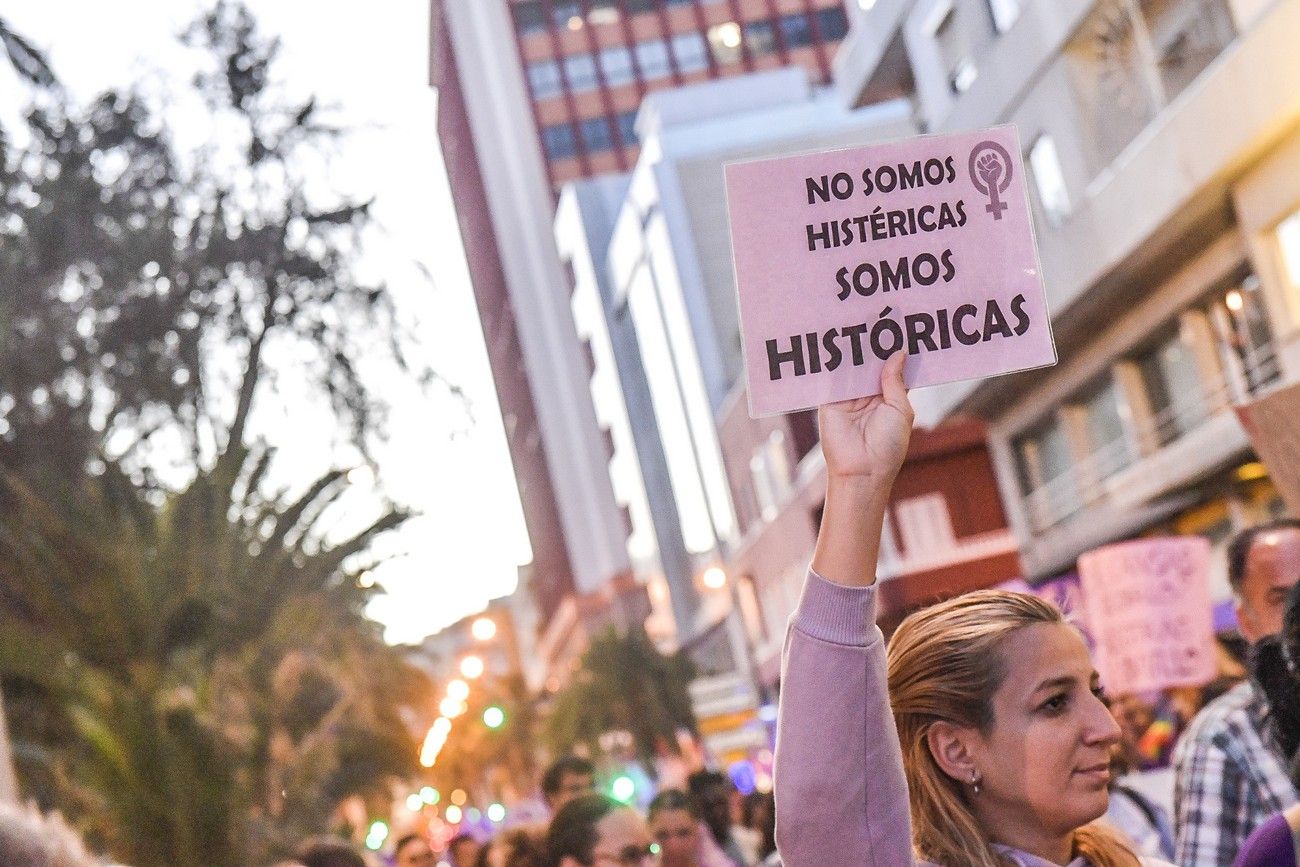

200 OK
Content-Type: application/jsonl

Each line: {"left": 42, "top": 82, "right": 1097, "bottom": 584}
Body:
{"left": 1023, "top": 340, "right": 1282, "bottom": 532}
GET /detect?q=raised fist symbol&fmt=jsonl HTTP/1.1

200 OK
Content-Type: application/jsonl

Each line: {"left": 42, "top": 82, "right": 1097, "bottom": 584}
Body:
{"left": 976, "top": 153, "right": 1003, "bottom": 189}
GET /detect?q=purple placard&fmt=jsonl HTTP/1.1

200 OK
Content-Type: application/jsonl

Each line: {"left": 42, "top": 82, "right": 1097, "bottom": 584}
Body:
{"left": 725, "top": 125, "right": 1057, "bottom": 417}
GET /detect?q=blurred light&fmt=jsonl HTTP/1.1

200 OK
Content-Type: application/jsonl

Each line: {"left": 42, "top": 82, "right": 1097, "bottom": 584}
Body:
{"left": 421, "top": 719, "right": 453, "bottom": 767}
{"left": 702, "top": 566, "right": 727, "bottom": 590}
{"left": 472, "top": 617, "right": 498, "bottom": 642}
{"left": 365, "top": 820, "right": 389, "bottom": 851}
{"left": 858, "top": 0, "right": 877, "bottom": 9}
{"left": 487, "top": 803, "right": 506, "bottom": 823}
{"left": 611, "top": 775, "right": 636, "bottom": 803}
{"left": 467, "top": 808, "right": 482, "bottom": 823}
{"left": 1235, "top": 461, "right": 1269, "bottom": 482}
{"left": 717, "top": 21, "right": 741, "bottom": 48}
{"left": 357, "top": 570, "right": 375, "bottom": 588}
{"left": 406, "top": 793, "right": 424, "bottom": 812}
{"left": 445, "top": 804, "right": 463, "bottom": 824}
{"left": 440, "top": 696, "right": 467, "bottom": 718}
{"left": 460, "top": 655, "right": 485, "bottom": 680}
{"left": 433, "top": 717, "right": 453, "bottom": 736}
{"left": 447, "top": 679, "right": 471, "bottom": 702}
{"left": 451, "top": 789, "right": 468, "bottom": 806}
{"left": 483, "top": 706, "right": 506, "bottom": 729}
{"left": 757, "top": 703, "right": 778, "bottom": 723}
{"left": 421, "top": 786, "right": 439, "bottom": 805}
{"left": 650, "top": 843, "right": 662, "bottom": 856}
{"left": 567, "top": 14, "right": 584, "bottom": 30}
{"left": 1225, "top": 288, "right": 1245, "bottom": 312}
{"left": 347, "top": 466, "right": 373, "bottom": 485}
{"left": 755, "top": 772, "right": 774, "bottom": 794}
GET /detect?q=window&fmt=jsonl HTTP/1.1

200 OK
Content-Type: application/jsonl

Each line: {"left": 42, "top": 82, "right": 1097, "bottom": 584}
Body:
{"left": 588, "top": 0, "right": 621, "bottom": 25}
{"left": 541, "top": 123, "right": 578, "bottom": 160}
{"left": 672, "top": 32, "right": 710, "bottom": 73}
{"left": 580, "top": 116, "right": 614, "bottom": 153}
{"left": 635, "top": 39, "right": 673, "bottom": 80}
{"left": 708, "top": 22, "right": 744, "bottom": 65}
{"left": 564, "top": 53, "right": 599, "bottom": 92}
{"left": 744, "top": 20, "right": 777, "bottom": 55}
{"left": 1278, "top": 208, "right": 1300, "bottom": 289}
{"left": 933, "top": 8, "right": 978, "bottom": 93}
{"left": 1016, "top": 417, "right": 1081, "bottom": 529}
{"left": 617, "top": 111, "right": 639, "bottom": 147}
{"left": 817, "top": 7, "right": 851, "bottom": 41}
{"left": 1135, "top": 327, "right": 1206, "bottom": 447}
{"left": 988, "top": 0, "right": 1021, "bottom": 32}
{"left": 599, "top": 45, "right": 635, "bottom": 87}
{"left": 1081, "top": 378, "right": 1132, "bottom": 478}
{"left": 1028, "top": 135, "right": 1071, "bottom": 228}
{"left": 527, "top": 60, "right": 563, "bottom": 99}
{"left": 511, "top": 1, "right": 548, "bottom": 35}
{"left": 1138, "top": 0, "right": 1235, "bottom": 101}
{"left": 779, "top": 13, "right": 814, "bottom": 48}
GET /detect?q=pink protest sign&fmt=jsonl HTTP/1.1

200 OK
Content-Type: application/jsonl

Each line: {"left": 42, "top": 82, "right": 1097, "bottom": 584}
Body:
{"left": 725, "top": 125, "right": 1056, "bottom": 417}
{"left": 1077, "top": 538, "right": 1217, "bottom": 695}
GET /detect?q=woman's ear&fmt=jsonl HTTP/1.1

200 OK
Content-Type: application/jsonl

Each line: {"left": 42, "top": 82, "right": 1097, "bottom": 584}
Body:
{"left": 926, "top": 721, "right": 981, "bottom": 784}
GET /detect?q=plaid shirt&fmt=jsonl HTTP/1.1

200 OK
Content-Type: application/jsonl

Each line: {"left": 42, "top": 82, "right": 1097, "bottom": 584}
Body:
{"left": 1172, "top": 680, "right": 1299, "bottom": 867}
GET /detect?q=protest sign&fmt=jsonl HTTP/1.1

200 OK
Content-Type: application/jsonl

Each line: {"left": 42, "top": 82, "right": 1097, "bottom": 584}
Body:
{"left": 725, "top": 125, "right": 1056, "bottom": 417}
{"left": 1077, "top": 537, "right": 1216, "bottom": 695}
{"left": 1235, "top": 380, "right": 1300, "bottom": 516}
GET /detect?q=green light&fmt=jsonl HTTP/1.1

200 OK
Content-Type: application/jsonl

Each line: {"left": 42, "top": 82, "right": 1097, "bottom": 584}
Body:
{"left": 650, "top": 843, "right": 661, "bottom": 856}
{"left": 421, "top": 785, "right": 439, "bottom": 804}
{"left": 365, "top": 820, "right": 389, "bottom": 850}
{"left": 611, "top": 775, "right": 635, "bottom": 803}
{"left": 483, "top": 705, "right": 505, "bottom": 729}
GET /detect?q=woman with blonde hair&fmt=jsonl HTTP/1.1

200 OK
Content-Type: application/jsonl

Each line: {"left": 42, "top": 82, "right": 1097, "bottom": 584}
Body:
{"left": 774, "top": 353, "right": 1170, "bottom": 867}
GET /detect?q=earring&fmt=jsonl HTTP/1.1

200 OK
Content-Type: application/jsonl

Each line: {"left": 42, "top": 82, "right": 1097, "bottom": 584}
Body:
{"left": 970, "top": 769, "right": 981, "bottom": 795}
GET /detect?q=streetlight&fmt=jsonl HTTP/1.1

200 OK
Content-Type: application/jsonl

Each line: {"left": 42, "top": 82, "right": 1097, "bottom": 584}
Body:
{"left": 471, "top": 616, "right": 497, "bottom": 642}
{"left": 460, "top": 655, "right": 485, "bottom": 680}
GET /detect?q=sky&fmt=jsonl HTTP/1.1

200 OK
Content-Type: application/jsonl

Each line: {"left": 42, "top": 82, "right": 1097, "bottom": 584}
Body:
{"left": 2, "top": 0, "right": 534, "bottom": 644}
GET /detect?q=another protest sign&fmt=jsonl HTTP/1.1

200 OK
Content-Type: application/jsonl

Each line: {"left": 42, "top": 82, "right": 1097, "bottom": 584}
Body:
{"left": 1235, "top": 380, "right": 1300, "bottom": 516}
{"left": 1078, "top": 537, "right": 1216, "bottom": 695}
{"left": 724, "top": 125, "right": 1057, "bottom": 417}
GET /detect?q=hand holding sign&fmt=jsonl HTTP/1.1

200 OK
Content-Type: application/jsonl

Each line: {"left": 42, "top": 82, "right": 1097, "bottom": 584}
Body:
{"left": 818, "top": 351, "right": 913, "bottom": 482}
{"left": 725, "top": 125, "right": 1056, "bottom": 417}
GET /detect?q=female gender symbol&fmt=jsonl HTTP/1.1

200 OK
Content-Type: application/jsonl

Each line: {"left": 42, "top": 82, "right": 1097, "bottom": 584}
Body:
{"left": 968, "top": 140, "right": 1013, "bottom": 220}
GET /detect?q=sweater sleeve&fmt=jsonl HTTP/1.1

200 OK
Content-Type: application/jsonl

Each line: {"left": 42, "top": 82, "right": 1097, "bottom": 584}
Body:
{"left": 773, "top": 569, "right": 916, "bottom": 867}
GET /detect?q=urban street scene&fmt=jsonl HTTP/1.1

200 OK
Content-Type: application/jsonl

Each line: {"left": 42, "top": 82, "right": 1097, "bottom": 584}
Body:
{"left": 1, "top": 0, "right": 1299, "bottom": 865}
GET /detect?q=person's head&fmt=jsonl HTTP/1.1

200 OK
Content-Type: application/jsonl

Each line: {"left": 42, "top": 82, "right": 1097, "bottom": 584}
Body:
{"left": 448, "top": 834, "right": 482, "bottom": 867}
{"left": 1228, "top": 519, "right": 1300, "bottom": 644}
{"left": 545, "top": 793, "right": 652, "bottom": 867}
{"left": 542, "top": 756, "right": 596, "bottom": 812}
{"left": 684, "top": 770, "right": 732, "bottom": 846}
{"left": 294, "top": 838, "right": 366, "bottom": 867}
{"left": 394, "top": 833, "right": 435, "bottom": 867}
{"left": 887, "top": 590, "right": 1136, "bottom": 867}
{"left": 0, "top": 804, "right": 97, "bottom": 867}
{"left": 1250, "top": 580, "right": 1300, "bottom": 779}
{"left": 478, "top": 827, "right": 546, "bottom": 867}
{"left": 647, "top": 790, "right": 701, "bottom": 867}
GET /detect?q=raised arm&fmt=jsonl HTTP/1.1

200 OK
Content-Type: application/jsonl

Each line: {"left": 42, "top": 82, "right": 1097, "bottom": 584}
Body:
{"left": 774, "top": 352, "right": 917, "bottom": 867}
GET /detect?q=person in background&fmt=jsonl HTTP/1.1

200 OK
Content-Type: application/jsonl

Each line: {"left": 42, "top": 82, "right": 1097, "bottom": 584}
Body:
{"left": 741, "top": 792, "right": 778, "bottom": 867}
{"left": 294, "top": 837, "right": 367, "bottom": 867}
{"left": 476, "top": 826, "right": 547, "bottom": 867}
{"left": 686, "top": 771, "right": 750, "bottom": 866}
{"left": 544, "top": 793, "right": 653, "bottom": 867}
{"left": 1233, "top": 579, "right": 1300, "bottom": 866}
{"left": 647, "top": 788, "right": 737, "bottom": 867}
{"left": 393, "top": 833, "right": 436, "bottom": 867}
{"left": 1104, "top": 725, "right": 1176, "bottom": 860}
{"left": 1173, "top": 520, "right": 1300, "bottom": 867}
{"left": 448, "top": 833, "right": 483, "bottom": 867}
{"left": 542, "top": 756, "right": 597, "bottom": 814}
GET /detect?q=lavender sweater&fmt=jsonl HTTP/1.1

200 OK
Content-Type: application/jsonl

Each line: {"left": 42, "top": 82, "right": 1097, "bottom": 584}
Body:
{"left": 773, "top": 569, "right": 1171, "bottom": 867}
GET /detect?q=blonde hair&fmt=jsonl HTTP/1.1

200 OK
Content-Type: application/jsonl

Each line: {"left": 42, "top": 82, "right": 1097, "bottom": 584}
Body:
{"left": 886, "top": 590, "right": 1140, "bottom": 867}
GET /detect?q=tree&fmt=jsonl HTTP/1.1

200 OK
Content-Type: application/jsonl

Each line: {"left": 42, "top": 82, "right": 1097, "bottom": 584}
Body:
{"left": 0, "top": 5, "right": 440, "bottom": 864}
{"left": 544, "top": 627, "right": 696, "bottom": 768}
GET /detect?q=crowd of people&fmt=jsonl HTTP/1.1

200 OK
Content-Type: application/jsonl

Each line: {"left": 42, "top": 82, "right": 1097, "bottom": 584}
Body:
{"left": 2, "top": 355, "right": 1298, "bottom": 867}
